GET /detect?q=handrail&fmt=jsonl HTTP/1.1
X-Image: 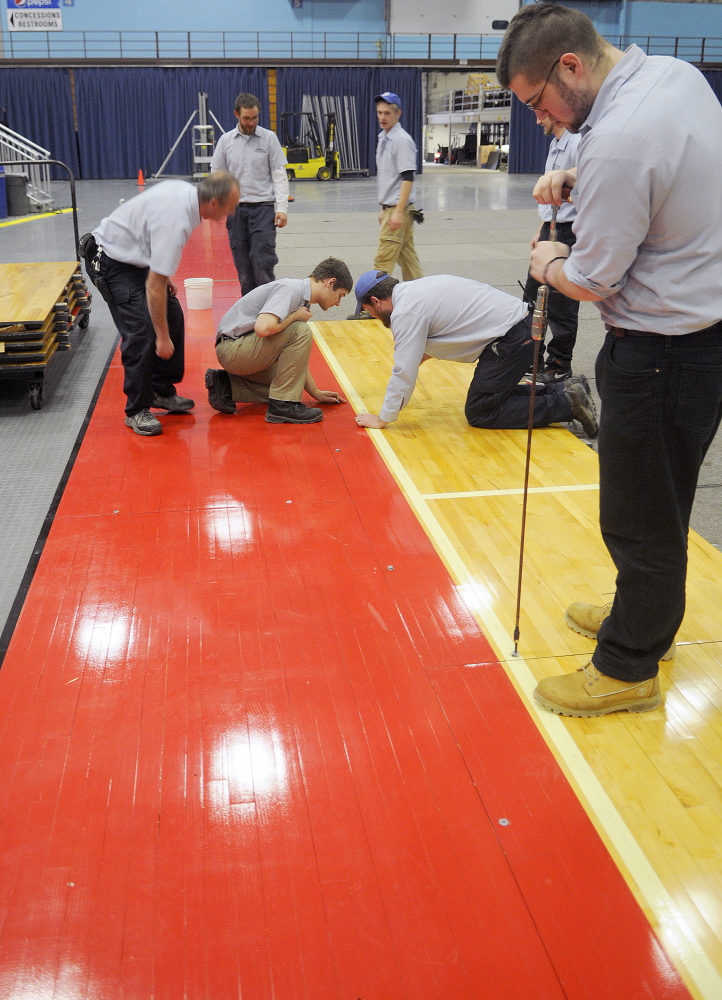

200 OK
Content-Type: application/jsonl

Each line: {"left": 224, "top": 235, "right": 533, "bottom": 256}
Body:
{"left": 0, "top": 158, "right": 79, "bottom": 259}
{"left": 0, "top": 126, "right": 54, "bottom": 210}
{"left": 0, "top": 29, "right": 719, "bottom": 63}
{"left": 0, "top": 124, "right": 50, "bottom": 158}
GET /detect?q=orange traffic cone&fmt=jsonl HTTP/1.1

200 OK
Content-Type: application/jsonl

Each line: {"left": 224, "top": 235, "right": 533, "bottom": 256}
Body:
{"left": 137, "top": 169, "right": 145, "bottom": 186}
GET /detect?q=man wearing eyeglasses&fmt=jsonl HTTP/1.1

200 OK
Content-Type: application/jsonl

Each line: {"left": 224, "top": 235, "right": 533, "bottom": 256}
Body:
{"left": 497, "top": 4, "right": 722, "bottom": 717}
{"left": 211, "top": 92, "right": 289, "bottom": 296}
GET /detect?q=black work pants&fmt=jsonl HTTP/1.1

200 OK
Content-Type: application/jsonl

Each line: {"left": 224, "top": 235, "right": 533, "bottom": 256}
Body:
{"left": 99, "top": 255, "right": 185, "bottom": 416}
{"left": 465, "top": 313, "right": 573, "bottom": 429}
{"left": 227, "top": 203, "right": 278, "bottom": 296}
{"left": 594, "top": 323, "right": 722, "bottom": 682}
{"left": 523, "top": 220, "right": 579, "bottom": 366}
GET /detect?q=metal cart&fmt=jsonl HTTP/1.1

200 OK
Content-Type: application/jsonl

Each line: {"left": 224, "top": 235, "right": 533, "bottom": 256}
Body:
{"left": 0, "top": 159, "right": 91, "bottom": 410}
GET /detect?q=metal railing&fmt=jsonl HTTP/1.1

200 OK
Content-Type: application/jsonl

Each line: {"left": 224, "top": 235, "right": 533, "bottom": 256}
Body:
{"left": 0, "top": 29, "right": 720, "bottom": 64}
{"left": 0, "top": 124, "right": 53, "bottom": 210}
{"left": 427, "top": 88, "right": 511, "bottom": 115}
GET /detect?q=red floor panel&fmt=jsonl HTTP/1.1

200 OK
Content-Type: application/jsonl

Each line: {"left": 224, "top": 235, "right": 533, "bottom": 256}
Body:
{"left": 0, "top": 219, "right": 693, "bottom": 999}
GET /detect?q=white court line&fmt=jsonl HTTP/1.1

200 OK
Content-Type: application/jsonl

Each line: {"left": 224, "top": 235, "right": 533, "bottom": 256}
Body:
{"left": 423, "top": 483, "right": 600, "bottom": 500}
{"left": 312, "top": 321, "right": 722, "bottom": 1000}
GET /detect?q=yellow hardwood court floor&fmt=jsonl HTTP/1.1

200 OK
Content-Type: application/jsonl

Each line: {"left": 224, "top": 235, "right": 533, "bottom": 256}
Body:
{"left": 313, "top": 317, "right": 722, "bottom": 1000}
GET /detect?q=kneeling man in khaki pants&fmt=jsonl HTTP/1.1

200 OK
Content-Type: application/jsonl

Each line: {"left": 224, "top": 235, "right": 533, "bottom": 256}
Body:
{"left": 205, "top": 257, "right": 352, "bottom": 423}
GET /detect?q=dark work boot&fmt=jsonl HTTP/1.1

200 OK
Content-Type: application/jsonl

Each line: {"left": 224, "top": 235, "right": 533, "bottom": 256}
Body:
{"left": 205, "top": 368, "right": 236, "bottom": 414}
{"left": 564, "top": 374, "right": 598, "bottom": 438}
{"left": 265, "top": 399, "right": 323, "bottom": 424}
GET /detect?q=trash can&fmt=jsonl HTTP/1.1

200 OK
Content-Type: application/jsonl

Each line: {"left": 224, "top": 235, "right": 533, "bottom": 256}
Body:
{"left": 0, "top": 168, "right": 7, "bottom": 220}
{"left": 6, "top": 172, "right": 30, "bottom": 216}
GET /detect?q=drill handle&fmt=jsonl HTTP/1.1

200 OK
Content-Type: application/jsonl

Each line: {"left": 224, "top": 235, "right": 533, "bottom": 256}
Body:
{"left": 531, "top": 284, "right": 549, "bottom": 342}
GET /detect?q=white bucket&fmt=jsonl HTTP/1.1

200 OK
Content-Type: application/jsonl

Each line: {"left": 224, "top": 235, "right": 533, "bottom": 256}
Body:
{"left": 184, "top": 277, "right": 213, "bottom": 309}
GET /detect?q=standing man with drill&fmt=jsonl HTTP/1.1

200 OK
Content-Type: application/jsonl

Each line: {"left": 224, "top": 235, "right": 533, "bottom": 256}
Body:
{"left": 211, "top": 92, "right": 290, "bottom": 295}
{"left": 497, "top": 3, "right": 722, "bottom": 716}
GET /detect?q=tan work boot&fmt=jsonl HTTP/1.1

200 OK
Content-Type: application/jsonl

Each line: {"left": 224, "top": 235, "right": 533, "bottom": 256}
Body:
{"left": 534, "top": 662, "right": 661, "bottom": 717}
{"left": 564, "top": 601, "right": 675, "bottom": 660}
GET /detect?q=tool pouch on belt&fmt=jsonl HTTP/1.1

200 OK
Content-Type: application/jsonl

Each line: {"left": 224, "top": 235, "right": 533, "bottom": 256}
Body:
{"left": 79, "top": 232, "right": 112, "bottom": 305}
{"left": 409, "top": 208, "right": 425, "bottom": 225}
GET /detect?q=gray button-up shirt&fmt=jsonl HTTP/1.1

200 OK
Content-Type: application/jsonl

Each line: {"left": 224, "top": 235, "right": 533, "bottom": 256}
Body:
{"left": 92, "top": 180, "right": 200, "bottom": 277}
{"left": 538, "top": 130, "right": 579, "bottom": 224}
{"left": 379, "top": 275, "right": 528, "bottom": 423}
{"left": 216, "top": 277, "right": 311, "bottom": 344}
{"left": 563, "top": 45, "right": 722, "bottom": 334}
{"left": 376, "top": 122, "right": 418, "bottom": 207}
{"left": 211, "top": 125, "right": 289, "bottom": 213}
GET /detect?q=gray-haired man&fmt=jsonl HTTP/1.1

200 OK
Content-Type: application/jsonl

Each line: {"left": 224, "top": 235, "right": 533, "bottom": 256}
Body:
{"left": 85, "top": 172, "right": 240, "bottom": 436}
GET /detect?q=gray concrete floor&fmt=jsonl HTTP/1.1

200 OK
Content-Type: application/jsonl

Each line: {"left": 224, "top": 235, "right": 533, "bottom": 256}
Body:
{"left": 0, "top": 167, "right": 720, "bottom": 642}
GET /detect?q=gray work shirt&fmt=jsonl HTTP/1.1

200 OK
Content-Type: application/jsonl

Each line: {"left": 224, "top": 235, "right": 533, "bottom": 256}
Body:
{"left": 538, "top": 130, "right": 579, "bottom": 224}
{"left": 216, "top": 277, "right": 311, "bottom": 344}
{"left": 376, "top": 122, "right": 418, "bottom": 207}
{"left": 563, "top": 45, "right": 722, "bottom": 334}
{"left": 379, "top": 275, "right": 528, "bottom": 423}
{"left": 92, "top": 180, "right": 200, "bottom": 277}
{"left": 211, "top": 125, "right": 289, "bottom": 213}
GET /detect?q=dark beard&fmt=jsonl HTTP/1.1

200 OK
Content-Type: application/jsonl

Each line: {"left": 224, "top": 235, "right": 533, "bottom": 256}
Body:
{"left": 553, "top": 78, "right": 595, "bottom": 133}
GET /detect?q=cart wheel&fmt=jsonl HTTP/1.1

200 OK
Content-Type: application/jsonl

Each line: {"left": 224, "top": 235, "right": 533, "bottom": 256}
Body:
{"left": 286, "top": 169, "right": 295, "bottom": 181}
{"left": 78, "top": 312, "right": 90, "bottom": 329}
{"left": 29, "top": 382, "right": 43, "bottom": 410}
{"left": 317, "top": 166, "right": 332, "bottom": 181}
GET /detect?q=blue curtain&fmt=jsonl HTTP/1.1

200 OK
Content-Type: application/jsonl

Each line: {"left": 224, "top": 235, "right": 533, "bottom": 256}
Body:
{"left": 74, "top": 67, "right": 268, "bottom": 179}
{"left": 508, "top": 94, "right": 550, "bottom": 175}
{"left": 276, "top": 67, "right": 423, "bottom": 175}
{"left": 702, "top": 70, "right": 722, "bottom": 104}
{"left": 0, "top": 68, "right": 79, "bottom": 177}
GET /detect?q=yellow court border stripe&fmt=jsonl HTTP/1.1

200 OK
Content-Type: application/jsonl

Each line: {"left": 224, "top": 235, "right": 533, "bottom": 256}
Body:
{"left": 312, "top": 321, "right": 722, "bottom": 1000}
{"left": 423, "top": 483, "right": 600, "bottom": 500}
{"left": 0, "top": 208, "right": 73, "bottom": 229}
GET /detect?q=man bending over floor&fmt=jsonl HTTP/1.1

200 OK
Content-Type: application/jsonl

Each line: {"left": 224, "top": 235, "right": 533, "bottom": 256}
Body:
{"left": 353, "top": 270, "right": 598, "bottom": 435}
{"left": 205, "top": 257, "right": 352, "bottom": 424}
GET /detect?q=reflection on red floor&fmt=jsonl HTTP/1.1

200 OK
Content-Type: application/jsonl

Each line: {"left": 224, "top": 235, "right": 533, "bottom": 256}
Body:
{"left": 0, "top": 219, "right": 692, "bottom": 999}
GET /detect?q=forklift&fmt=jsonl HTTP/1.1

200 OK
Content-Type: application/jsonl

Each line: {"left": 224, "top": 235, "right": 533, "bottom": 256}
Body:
{"left": 281, "top": 111, "right": 340, "bottom": 181}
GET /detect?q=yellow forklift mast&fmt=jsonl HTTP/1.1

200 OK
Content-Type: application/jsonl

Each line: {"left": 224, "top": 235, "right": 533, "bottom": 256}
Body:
{"left": 282, "top": 111, "right": 340, "bottom": 181}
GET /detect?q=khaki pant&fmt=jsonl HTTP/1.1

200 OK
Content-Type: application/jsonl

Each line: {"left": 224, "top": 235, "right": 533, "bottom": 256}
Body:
{"left": 374, "top": 205, "right": 423, "bottom": 281}
{"left": 215, "top": 321, "right": 311, "bottom": 403}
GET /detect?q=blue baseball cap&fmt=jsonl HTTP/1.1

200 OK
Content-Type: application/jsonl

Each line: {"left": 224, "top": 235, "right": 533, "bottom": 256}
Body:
{"left": 375, "top": 91, "right": 402, "bottom": 108}
{"left": 355, "top": 270, "right": 389, "bottom": 303}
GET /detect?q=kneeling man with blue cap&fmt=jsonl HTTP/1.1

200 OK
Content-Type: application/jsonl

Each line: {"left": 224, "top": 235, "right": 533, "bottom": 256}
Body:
{"left": 353, "top": 270, "right": 598, "bottom": 435}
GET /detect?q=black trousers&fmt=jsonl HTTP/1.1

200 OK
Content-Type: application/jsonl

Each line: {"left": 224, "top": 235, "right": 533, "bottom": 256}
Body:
{"left": 523, "top": 220, "right": 579, "bottom": 366}
{"left": 465, "top": 313, "right": 573, "bottom": 429}
{"left": 99, "top": 255, "right": 185, "bottom": 416}
{"left": 594, "top": 323, "right": 722, "bottom": 683}
{"left": 227, "top": 203, "right": 278, "bottom": 296}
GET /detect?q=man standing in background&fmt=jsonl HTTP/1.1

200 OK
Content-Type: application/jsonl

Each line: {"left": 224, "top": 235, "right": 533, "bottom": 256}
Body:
{"left": 522, "top": 118, "right": 581, "bottom": 384}
{"left": 373, "top": 91, "right": 423, "bottom": 282}
{"left": 211, "top": 92, "right": 289, "bottom": 295}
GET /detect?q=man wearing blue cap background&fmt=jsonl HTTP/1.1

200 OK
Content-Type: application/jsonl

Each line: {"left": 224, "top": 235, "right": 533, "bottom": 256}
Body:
{"left": 352, "top": 270, "right": 598, "bottom": 436}
{"left": 373, "top": 92, "right": 423, "bottom": 283}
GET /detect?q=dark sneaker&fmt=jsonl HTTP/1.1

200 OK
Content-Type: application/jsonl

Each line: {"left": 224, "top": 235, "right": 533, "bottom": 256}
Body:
{"left": 265, "top": 399, "right": 323, "bottom": 424}
{"left": 152, "top": 393, "right": 194, "bottom": 412}
{"left": 537, "top": 360, "right": 572, "bottom": 384}
{"left": 125, "top": 408, "right": 162, "bottom": 436}
{"left": 204, "top": 368, "right": 236, "bottom": 414}
{"left": 521, "top": 360, "right": 572, "bottom": 385}
{"left": 564, "top": 374, "right": 598, "bottom": 438}
{"left": 346, "top": 309, "right": 372, "bottom": 321}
